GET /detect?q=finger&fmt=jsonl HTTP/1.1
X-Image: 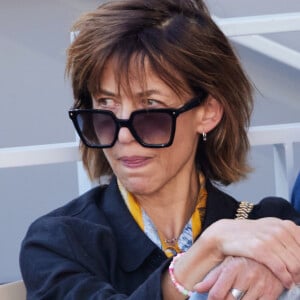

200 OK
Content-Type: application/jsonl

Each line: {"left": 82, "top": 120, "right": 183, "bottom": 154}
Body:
{"left": 226, "top": 288, "right": 247, "bottom": 300}
{"left": 241, "top": 279, "right": 283, "bottom": 300}
{"left": 194, "top": 264, "right": 223, "bottom": 292}
{"left": 207, "top": 257, "right": 245, "bottom": 300}
{"left": 258, "top": 245, "right": 293, "bottom": 289}
{"left": 245, "top": 285, "right": 284, "bottom": 300}
{"left": 210, "top": 218, "right": 297, "bottom": 288}
{"left": 279, "top": 221, "right": 300, "bottom": 283}
{"left": 278, "top": 243, "right": 300, "bottom": 284}
{"left": 259, "top": 222, "right": 300, "bottom": 287}
{"left": 241, "top": 220, "right": 295, "bottom": 288}
{"left": 228, "top": 273, "right": 283, "bottom": 300}
{"left": 219, "top": 257, "right": 283, "bottom": 300}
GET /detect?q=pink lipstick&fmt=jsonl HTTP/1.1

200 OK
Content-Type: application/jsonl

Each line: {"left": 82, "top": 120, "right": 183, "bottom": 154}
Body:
{"left": 119, "top": 156, "right": 151, "bottom": 168}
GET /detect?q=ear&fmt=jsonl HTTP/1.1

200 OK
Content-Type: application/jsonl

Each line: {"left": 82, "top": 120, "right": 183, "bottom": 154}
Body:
{"left": 195, "top": 95, "right": 223, "bottom": 134}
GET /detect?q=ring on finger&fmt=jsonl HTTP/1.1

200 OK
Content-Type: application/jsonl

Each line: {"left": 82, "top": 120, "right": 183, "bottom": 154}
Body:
{"left": 231, "top": 288, "right": 245, "bottom": 300}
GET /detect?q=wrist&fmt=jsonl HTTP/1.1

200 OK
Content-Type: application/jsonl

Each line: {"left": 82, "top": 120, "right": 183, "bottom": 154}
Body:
{"left": 199, "top": 221, "right": 226, "bottom": 261}
{"left": 169, "top": 253, "right": 193, "bottom": 298}
{"left": 165, "top": 233, "right": 225, "bottom": 299}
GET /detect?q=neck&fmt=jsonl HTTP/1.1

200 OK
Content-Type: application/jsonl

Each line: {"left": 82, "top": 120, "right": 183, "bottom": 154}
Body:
{"left": 134, "top": 171, "right": 199, "bottom": 241}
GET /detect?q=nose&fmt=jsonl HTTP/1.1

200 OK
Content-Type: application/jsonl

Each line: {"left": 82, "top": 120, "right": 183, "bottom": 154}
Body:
{"left": 115, "top": 102, "right": 138, "bottom": 145}
{"left": 118, "top": 125, "right": 136, "bottom": 144}
{"left": 116, "top": 107, "right": 136, "bottom": 145}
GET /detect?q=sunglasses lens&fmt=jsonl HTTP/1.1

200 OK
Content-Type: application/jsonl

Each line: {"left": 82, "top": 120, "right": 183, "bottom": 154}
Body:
{"left": 76, "top": 112, "right": 116, "bottom": 147}
{"left": 72, "top": 109, "right": 174, "bottom": 148}
{"left": 133, "top": 111, "right": 173, "bottom": 145}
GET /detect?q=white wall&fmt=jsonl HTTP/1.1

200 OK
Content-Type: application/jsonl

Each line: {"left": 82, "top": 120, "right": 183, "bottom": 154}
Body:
{"left": 223, "top": 42, "right": 300, "bottom": 201}
{"left": 0, "top": 0, "right": 99, "bottom": 283}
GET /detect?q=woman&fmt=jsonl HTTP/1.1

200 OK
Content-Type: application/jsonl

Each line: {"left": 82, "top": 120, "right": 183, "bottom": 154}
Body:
{"left": 20, "top": 0, "right": 300, "bottom": 299}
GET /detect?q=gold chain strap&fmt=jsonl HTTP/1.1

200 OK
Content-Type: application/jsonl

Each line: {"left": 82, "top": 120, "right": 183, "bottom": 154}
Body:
{"left": 235, "top": 201, "right": 254, "bottom": 220}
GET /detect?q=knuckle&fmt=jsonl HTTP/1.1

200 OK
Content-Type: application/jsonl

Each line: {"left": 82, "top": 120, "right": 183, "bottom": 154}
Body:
{"left": 249, "top": 239, "right": 267, "bottom": 256}
{"left": 288, "top": 264, "right": 300, "bottom": 280}
{"left": 294, "top": 272, "right": 300, "bottom": 283}
{"left": 209, "top": 289, "right": 225, "bottom": 300}
{"left": 273, "top": 262, "right": 286, "bottom": 275}
{"left": 261, "top": 296, "right": 276, "bottom": 300}
{"left": 255, "top": 278, "right": 267, "bottom": 292}
{"left": 274, "top": 220, "right": 296, "bottom": 238}
{"left": 282, "top": 219, "right": 295, "bottom": 230}
{"left": 244, "top": 269, "right": 258, "bottom": 282}
{"left": 288, "top": 263, "right": 299, "bottom": 273}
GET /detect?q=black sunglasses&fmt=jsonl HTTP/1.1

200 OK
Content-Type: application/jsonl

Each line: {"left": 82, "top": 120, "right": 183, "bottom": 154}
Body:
{"left": 69, "top": 92, "right": 207, "bottom": 148}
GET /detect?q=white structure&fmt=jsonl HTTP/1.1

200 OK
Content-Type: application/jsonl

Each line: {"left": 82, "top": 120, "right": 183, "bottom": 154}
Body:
{"left": 1, "top": 122, "right": 300, "bottom": 198}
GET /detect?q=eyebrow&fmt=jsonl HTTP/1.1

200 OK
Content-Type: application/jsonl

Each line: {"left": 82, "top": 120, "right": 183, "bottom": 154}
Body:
{"left": 95, "top": 88, "right": 166, "bottom": 98}
{"left": 137, "top": 89, "right": 165, "bottom": 97}
{"left": 95, "top": 88, "right": 116, "bottom": 97}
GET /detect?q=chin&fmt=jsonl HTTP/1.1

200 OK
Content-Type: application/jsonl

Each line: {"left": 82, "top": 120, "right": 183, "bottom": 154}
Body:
{"left": 120, "top": 176, "right": 156, "bottom": 196}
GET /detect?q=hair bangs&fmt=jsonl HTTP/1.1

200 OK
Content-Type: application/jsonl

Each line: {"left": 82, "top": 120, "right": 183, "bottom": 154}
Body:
{"left": 88, "top": 31, "right": 192, "bottom": 102}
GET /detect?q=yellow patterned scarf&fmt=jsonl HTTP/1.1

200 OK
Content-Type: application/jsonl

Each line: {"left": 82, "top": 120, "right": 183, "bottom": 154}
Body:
{"left": 118, "top": 173, "right": 207, "bottom": 257}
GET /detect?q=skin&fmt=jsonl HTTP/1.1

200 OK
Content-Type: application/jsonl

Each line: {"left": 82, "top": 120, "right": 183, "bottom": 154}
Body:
{"left": 164, "top": 218, "right": 300, "bottom": 300}
{"left": 92, "top": 57, "right": 300, "bottom": 299}
{"left": 194, "top": 256, "right": 284, "bottom": 300}
{"left": 92, "top": 57, "right": 219, "bottom": 236}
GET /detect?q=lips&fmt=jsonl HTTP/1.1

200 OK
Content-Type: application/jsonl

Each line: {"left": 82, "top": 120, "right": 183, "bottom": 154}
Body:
{"left": 119, "top": 156, "right": 151, "bottom": 168}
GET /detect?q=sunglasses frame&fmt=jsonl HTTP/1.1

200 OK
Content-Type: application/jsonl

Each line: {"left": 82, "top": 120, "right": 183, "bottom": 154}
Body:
{"left": 69, "top": 92, "right": 208, "bottom": 148}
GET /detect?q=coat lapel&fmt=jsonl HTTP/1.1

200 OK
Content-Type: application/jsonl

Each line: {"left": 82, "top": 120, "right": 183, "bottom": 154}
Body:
{"left": 101, "top": 177, "right": 163, "bottom": 272}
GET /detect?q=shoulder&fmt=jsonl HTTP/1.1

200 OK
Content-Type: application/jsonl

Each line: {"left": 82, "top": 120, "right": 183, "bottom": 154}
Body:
{"left": 21, "top": 183, "right": 116, "bottom": 253}
{"left": 205, "top": 181, "right": 300, "bottom": 224}
{"left": 20, "top": 183, "right": 120, "bottom": 273}
{"left": 203, "top": 181, "right": 240, "bottom": 228}
{"left": 251, "top": 196, "right": 300, "bottom": 224}
{"left": 46, "top": 184, "right": 108, "bottom": 219}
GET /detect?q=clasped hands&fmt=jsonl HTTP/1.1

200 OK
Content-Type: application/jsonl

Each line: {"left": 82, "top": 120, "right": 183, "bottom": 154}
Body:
{"left": 192, "top": 218, "right": 300, "bottom": 299}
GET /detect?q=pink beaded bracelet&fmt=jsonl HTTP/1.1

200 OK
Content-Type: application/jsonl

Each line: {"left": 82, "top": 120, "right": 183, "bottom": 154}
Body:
{"left": 169, "top": 253, "right": 193, "bottom": 298}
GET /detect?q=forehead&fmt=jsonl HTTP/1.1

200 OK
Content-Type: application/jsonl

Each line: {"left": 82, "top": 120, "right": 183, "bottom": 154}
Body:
{"left": 91, "top": 53, "right": 191, "bottom": 98}
{"left": 99, "top": 57, "right": 160, "bottom": 92}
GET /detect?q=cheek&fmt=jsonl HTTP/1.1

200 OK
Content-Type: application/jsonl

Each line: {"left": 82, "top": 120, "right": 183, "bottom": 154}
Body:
{"left": 161, "top": 128, "right": 199, "bottom": 169}
{"left": 173, "top": 116, "right": 199, "bottom": 149}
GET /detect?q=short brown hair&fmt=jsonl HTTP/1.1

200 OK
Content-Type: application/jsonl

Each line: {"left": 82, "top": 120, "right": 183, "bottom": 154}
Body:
{"left": 66, "top": 0, "right": 253, "bottom": 185}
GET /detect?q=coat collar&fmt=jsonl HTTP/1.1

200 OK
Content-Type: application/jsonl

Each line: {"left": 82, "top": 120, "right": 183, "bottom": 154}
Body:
{"left": 100, "top": 177, "right": 239, "bottom": 271}
{"left": 202, "top": 181, "right": 239, "bottom": 230}
{"left": 101, "top": 177, "right": 165, "bottom": 272}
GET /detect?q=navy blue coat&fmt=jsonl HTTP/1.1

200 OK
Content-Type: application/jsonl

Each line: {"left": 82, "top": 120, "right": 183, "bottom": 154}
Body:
{"left": 20, "top": 177, "right": 300, "bottom": 299}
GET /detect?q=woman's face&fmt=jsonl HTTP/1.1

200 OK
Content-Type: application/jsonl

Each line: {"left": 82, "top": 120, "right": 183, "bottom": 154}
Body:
{"left": 92, "top": 58, "right": 201, "bottom": 196}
